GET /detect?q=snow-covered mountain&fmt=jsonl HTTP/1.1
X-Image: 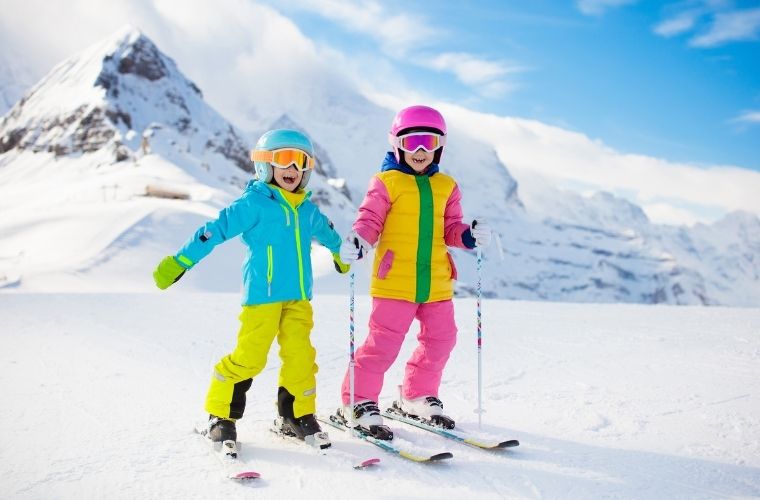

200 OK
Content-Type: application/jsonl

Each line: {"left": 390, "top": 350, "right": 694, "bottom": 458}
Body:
{"left": 1, "top": 25, "right": 263, "bottom": 176}
{"left": 0, "top": 27, "right": 758, "bottom": 305}
{"left": 0, "top": 27, "right": 354, "bottom": 292}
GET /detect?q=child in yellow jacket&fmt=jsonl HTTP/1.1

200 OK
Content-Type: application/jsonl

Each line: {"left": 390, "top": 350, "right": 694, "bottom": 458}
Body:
{"left": 336, "top": 106, "right": 492, "bottom": 439}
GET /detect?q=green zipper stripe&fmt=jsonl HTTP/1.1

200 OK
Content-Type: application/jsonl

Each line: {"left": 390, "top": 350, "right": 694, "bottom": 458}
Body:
{"left": 267, "top": 245, "right": 273, "bottom": 296}
{"left": 415, "top": 176, "right": 434, "bottom": 303}
{"left": 293, "top": 210, "right": 306, "bottom": 299}
{"left": 276, "top": 188, "right": 307, "bottom": 301}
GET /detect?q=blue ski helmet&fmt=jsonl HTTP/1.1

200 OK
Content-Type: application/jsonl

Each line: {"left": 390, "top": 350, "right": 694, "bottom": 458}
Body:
{"left": 251, "top": 129, "right": 314, "bottom": 190}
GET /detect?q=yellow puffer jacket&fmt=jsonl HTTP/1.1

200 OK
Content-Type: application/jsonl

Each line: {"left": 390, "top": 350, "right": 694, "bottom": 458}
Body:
{"left": 353, "top": 153, "right": 474, "bottom": 303}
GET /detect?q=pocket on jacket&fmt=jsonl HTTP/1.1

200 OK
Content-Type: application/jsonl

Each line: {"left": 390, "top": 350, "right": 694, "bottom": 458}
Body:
{"left": 447, "top": 252, "right": 458, "bottom": 280}
{"left": 377, "top": 250, "right": 394, "bottom": 280}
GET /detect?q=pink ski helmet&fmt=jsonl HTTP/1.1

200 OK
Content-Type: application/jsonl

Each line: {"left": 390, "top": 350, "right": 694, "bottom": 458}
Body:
{"left": 389, "top": 105, "right": 447, "bottom": 164}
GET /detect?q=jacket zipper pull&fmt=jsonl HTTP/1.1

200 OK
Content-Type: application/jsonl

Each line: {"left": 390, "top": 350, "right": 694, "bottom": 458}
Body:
{"left": 281, "top": 205, "right": 290, "bottom": 226}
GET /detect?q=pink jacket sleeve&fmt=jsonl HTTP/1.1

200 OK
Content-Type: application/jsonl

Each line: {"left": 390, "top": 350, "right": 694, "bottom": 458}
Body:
{"left": 352, "top": 176, "right": 391, "bottom": 245}
{"left": 444, "top": 184, "right": 473, "bottom": 249}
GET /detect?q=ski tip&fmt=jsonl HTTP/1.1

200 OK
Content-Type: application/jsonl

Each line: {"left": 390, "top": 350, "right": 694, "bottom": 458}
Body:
{"left": 354, "top": 457, "right": 381, "bottom": 469}
{"left": 499, "top": 439, "right": 520, "bottom": 448}
{"left": 461, "top": 437, "right": 521, "bottom": 450}
{"left": 229, "top": 471, "right": 261, "bottom": 480}
{"left": 400, "top": 450, "right": 453, "bottom": 462}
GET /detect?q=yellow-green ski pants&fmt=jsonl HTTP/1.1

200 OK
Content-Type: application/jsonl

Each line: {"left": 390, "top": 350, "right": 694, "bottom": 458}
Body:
{"left": 205, "top": 300, "right": 317, "bottom": 419}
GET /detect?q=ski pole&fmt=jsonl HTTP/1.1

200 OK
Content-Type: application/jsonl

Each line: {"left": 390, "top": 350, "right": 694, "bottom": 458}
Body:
{"left": 349, "top": 269, "right": 356, "bottom": 427}
{"left": 495, "top": 233, "right": 505, "bottom": 262}
{"left": 475, "top": 246, "right": 485, "bottom": 429}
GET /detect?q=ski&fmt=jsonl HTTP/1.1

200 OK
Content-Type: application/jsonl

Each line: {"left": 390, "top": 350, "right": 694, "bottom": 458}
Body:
{"left": 194, "top": 422, "right": 261, "bottom": 480}
{"left": 318, "top": 414, "right": 453, "bottom": 463}
{"left": 383, "top": 406, "right": 520, "bottom": 451}
{"left": 269, "top": 418, "right": 380, "bottom": 469}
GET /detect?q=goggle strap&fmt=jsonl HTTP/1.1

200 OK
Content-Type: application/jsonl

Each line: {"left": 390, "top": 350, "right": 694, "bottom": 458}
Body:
{"left": 251, "top": 150, "right": 273, "bottom": 163}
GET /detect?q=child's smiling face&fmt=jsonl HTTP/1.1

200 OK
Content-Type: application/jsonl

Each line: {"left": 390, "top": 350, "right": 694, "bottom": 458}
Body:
{"left": 403, "top": 149, "right": 435, "bottom": 173}
{"left": 272, "top": 165, "right": 303, "bottom": 191}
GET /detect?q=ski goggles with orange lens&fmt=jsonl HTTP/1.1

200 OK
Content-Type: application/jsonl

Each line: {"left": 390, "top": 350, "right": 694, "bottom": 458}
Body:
{"left": 392, "top": 132, "right": 446, "bottom": 153}
{"left": 250, "top": 148, "right": 315, "bottom": 171}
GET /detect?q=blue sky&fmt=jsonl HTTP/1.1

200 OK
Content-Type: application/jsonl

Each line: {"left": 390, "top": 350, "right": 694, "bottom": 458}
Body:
{"left": 264, "top": 0, "right": 760, "bottom": 172}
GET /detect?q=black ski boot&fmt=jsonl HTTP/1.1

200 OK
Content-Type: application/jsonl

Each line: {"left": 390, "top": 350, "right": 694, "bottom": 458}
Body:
{"left": 276, "top": 386, "right": 331, "bottom": 449}
{"left": 207, "top": 415, "right": 237, "bottom": 442}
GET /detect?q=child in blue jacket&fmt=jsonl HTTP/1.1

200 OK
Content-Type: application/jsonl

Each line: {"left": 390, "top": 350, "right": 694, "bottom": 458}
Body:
{"left": 153, "top": 129, "right": 348, "bottom": 448}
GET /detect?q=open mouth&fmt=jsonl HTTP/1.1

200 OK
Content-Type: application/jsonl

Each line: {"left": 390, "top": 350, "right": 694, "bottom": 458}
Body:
{"left": 411, "top": 156, "right": 428, "bottom": 165}
{"left": 282, "top": 173, "right": 298, "bottom": 185}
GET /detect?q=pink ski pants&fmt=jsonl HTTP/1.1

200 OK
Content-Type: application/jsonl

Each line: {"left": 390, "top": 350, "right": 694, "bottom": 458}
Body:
{"left": 341, "top": 297, "right": 457, "bottom": 404}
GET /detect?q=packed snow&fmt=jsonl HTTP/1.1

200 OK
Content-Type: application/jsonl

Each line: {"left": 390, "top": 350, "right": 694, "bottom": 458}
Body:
{"left": 0, "top": 293, "right": 758, "bottom": 499}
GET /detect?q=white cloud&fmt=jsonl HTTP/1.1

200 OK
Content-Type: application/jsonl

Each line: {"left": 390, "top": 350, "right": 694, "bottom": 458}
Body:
{"left": 281, "top": 0, "right": 435, "bottom": 53}
{"left": 733, "top": 110, "right": 760, "bottom": 124}
{"left": 427, "top": 53, "right": 512, "bottom": 85}
{"left": 653, "top": 9, "right": 702, "bottom": 37}
{"left": 424, "top": 52, "right": 523, "bottom": 98}
{"left": 653, "top": 3, "right": 760, "bottom": 50}
{"left": 640, "top": 202, "right": 702, "bottom": 226}
{"left": 0, "top": 0, "right": 357, "bottom": 130}
{"left": 277, "top": 0, "right": 520, "bottom": 98}
{"left": 0, "top": 0, "right": 149, "bottom": 75}
{"left": 576, "top": 0, "right": 637, "bottom": 16}
{"left": 690, "top": 7, "right": 760, "bottom": 46}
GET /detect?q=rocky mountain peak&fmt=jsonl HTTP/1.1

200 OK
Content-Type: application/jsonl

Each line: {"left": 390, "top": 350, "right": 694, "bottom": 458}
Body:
{"left": 113, "top": 31, "right": 170, "bottom": 82}
{"left": 0, "top": 27, "right": 245, "bottom": 169}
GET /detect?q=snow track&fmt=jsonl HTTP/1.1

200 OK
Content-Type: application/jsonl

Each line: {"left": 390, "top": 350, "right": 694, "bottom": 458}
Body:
{"left": 0, "top": 294, "right": 758, "bottom": 499}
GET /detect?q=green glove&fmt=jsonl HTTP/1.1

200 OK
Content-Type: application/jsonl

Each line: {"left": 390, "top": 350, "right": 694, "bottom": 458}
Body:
{"left": 332, "top": 252, "right": 350, "bottom": 274}
{"left": 153, "top": 256, "right": 187, "bottom": 290}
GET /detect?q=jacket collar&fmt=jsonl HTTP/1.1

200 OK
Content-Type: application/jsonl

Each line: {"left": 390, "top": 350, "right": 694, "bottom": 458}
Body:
{"left": 247, "top": 180, "right": 311, "bottom": 206}
{"left": 381, "top": 152, "right": 439, "bottom": 177}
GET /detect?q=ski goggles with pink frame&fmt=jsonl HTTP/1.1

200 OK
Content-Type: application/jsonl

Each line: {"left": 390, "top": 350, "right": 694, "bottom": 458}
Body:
{"left": 390, "top": 132, "right": 446, "bottom": 153}
{"left": 250, "top": 148, "right": 315, "bottom": 171}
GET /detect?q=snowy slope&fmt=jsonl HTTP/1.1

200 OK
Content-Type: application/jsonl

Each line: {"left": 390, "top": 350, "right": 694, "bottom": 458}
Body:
{"left": 0, "top": 294, "right": 758, "bottom": 499}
